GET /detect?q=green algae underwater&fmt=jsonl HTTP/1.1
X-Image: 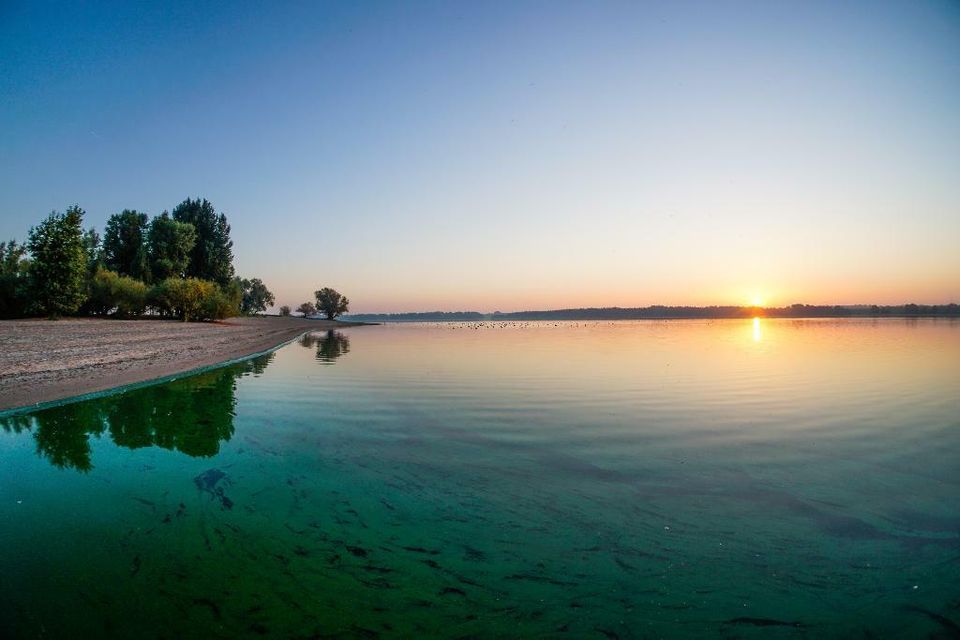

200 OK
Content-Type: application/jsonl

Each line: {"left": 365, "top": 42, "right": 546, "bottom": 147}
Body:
{"left": 1, "top": 319, "right": 958, "bottom": 639}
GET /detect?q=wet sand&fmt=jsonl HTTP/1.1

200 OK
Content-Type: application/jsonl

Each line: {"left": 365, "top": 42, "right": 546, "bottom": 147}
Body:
{"left": 0, "top": 316, "right": 366, "bottom": 411}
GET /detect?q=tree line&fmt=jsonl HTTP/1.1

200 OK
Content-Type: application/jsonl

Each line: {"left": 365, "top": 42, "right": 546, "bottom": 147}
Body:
{"left": 344, "top": 303, "right": 960, "bottom": 322}
{"left": 0, "top": 198, "right": 275, "bottom": 321}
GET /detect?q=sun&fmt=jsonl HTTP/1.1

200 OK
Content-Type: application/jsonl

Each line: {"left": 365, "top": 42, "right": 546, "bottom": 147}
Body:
{"left": 750, "top": 295, "right": 765, "bottom": 307}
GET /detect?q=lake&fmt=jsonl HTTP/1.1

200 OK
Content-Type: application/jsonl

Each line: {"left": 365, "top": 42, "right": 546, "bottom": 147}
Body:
{"left": 1, "top": 319, "right": 958, "bottom": 638}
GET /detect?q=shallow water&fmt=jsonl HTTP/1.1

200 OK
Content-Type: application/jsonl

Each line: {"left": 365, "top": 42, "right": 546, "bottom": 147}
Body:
{"left": 1, "top": 319, "right": 958, "bottom": 638}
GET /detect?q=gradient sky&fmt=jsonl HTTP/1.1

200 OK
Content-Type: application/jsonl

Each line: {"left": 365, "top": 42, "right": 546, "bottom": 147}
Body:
{"left": 2, "top": 1, "right": 958, "bottom": 312}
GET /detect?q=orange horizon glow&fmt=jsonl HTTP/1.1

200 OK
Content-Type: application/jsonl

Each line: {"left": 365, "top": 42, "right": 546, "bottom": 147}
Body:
{"left": 273, "top": 284, "right": 957, "bottom": 315}
{"left": 267, "top": 266, "right": 958, "bottom": 313}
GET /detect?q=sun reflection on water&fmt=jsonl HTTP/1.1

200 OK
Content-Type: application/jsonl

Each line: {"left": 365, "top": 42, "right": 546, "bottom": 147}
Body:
{"left": 752, "top": 317, "right": 762, "bottom": 342}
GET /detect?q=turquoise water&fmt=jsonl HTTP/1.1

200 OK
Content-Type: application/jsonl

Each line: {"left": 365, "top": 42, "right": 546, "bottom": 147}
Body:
{"left": 1, "top": 319, "right": 958, "bottom": 638}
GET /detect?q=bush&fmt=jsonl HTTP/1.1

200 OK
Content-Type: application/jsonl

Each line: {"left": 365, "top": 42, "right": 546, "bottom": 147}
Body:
{"left": 114, "top": 275, "right": 148, "bottom": 318}
{"left": 149, "top": 277, "right": 239, "bottom": 322}
{"left": 203, "top": 279, "right": 241, "bottom": 321}
{"left": 147, "top": 281, "right": 173, "bottom": 318}
{"left": 86, "top": 268, "right": 147, "bottom": 318}
{"left": 278, "top": 305, "right": 291, "bottom": 317}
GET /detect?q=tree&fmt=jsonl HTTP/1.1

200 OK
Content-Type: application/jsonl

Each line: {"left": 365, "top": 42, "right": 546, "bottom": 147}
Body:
{"left": 314, "top": 287, "right": 349, "bottom": 320}
{"left": 0, "top": 240, "right": 30, "bottom": 318}
{"left": 238, "top": 277, "right": 275, "bottom": 315}
{"left": 296, "top": 302, "right": 316, "bottom": 317}
{"left": 172, "top": 198, "right": 234, "bottom": 286}
{"left": 102, "top": 210, "right": 149, "bottom": 280}
{"left": 27, "top": 206, "right": 88, "bottom": 317}
{"left": 278, "top": 305, "right": 291, "bottom": 317}
{"left": 147, "top": 212, "right": 196, "bottom": 281}
{"left": 82, "top": 228, "right": 102, "bottom": 275}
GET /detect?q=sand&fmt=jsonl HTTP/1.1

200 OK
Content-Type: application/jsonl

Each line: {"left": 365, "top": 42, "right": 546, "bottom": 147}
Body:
{"left": 0, "top": 316, "right": 366, "bottom": 412}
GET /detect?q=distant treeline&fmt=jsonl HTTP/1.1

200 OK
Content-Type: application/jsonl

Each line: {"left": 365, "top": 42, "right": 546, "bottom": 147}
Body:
{"left": 344, "top": 304, "right": 960, "bottom": 322}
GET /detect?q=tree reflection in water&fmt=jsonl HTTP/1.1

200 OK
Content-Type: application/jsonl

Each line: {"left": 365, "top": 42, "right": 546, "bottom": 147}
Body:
{"left": 0, "top": 353, "right": 275, "bottom": 472}
{"left": 298, "top": 330, "right": 350, "bottom": 364}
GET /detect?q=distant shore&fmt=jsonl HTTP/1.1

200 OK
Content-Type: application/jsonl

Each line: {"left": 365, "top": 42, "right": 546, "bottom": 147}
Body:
{"left": 0, "top": 316, "right": 368, "bottom": 412}
{"left": 344, "top": 303, "right": 960, "bottom": 323}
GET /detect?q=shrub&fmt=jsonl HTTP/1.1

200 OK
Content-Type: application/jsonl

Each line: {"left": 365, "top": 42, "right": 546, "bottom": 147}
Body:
{"left": 202, "top": 281, "right": 240, "bottom": 321}
{"left": 149, "top": 277, "right": 239, "bottom": 322}
{"left": 86, "top": 268, "right": 147, "bottom": 318}
{"left": 278, "top": 305, "right": 291, "bottom": 317}
{"left": 147, "top": 281, "right": 174, "bottom": 318}
{"left": 113, "top": 274, "right": 148, "bottom": 318}
{"left": 86, "top": 269, "right": 117, "bottom": 316}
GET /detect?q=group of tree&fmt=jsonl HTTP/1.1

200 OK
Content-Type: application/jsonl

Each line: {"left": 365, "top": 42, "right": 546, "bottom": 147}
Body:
{"left": 291, "top": 288, "right": 349, "bottom": 320}
{"left": 0, "top": 198, "right": 276, "bottom": 321}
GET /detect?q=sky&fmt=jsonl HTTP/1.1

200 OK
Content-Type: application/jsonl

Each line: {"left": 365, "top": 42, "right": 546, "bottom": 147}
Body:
{"left": 1, "top": 0, "right": 958, "bottom": 312}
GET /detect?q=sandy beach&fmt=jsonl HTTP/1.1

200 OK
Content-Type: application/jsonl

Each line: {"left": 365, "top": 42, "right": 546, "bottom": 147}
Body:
{"left": 0, "top": 316, "right": 365, "bottom": 411}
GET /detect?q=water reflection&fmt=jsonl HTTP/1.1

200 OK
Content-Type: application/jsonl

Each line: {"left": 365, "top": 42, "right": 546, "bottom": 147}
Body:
{"left": 752, "top": 316, "right": 762, "bottom": 342}
{"left": 0, "top": 354, "right": 274, "bottom": 471}
{"left": 298, "top": 330, "right": 351, "bottom": 364}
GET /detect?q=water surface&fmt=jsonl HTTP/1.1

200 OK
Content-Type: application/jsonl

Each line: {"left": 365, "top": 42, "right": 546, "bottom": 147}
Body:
{"left": 1, "top": 319, "right": 958, "bottom": 638}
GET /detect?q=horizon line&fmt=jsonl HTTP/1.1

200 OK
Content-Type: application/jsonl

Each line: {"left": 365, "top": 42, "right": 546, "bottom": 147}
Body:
{"left": 342, "top": 302, "right": 960, "bottom": 317}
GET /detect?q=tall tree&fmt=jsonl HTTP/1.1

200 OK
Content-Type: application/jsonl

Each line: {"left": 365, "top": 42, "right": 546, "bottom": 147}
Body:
{"left": 27, "top": 206, "right": 88, "bottom": 317}
{"left": 238, "top": 277, "right": 275, "bottom": 315}
{"left": 102, "top": 210, "right": 149, "bottom": 280}
{"left": 147, "top": 212, "right": 196, "bottom": 281}
{"left": 171, "top": 198, "right": 234, "bottom": 286}
{"left": 314, "top": 287, "right": 349, "bottom": 320}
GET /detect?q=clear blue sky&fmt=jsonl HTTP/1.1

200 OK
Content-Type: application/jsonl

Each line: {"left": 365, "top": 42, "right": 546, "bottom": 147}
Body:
{"left": 2, "top": 0, "right": 958, "bottom": 311}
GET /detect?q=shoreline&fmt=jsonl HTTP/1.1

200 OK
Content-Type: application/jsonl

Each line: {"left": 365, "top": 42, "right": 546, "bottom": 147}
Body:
{"left": 0, "top": 316, "right": 370, "bottom": 414}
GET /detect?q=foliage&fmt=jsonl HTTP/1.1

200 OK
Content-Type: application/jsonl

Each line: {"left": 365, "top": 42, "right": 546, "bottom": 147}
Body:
{"left": 0, "top": 239, "right": 30, "bottom": 318}
{"left": 102, "top": 210, "right": 149, "bottom": 280}
{"left": 314, "top": 287, "right": 349, "bottom": 320}
{"left": 206, "top": 277, "right": 242, "bottom": 321}
{"left": 172, "top": 198, "right": 234, "bottom": 286}
{"left": 82, "top": 228, "right": 102, "bottom": 275}
{"left": 278, "top": 305, "right": 291, "bottom": 317}
{"left": 238, "top": 277, "right": 275, "bottom": 315}
{"left": 296, "top": 302, "right": 316, "bottom": 317}
{"left": 27, "top": 206, "right": 89, "bottom": 317}
{"left": 149, "top": 277, "right": 238, "bottom": 322}
{"left": 9, "top": 197, "right": 266, "bottom": 322}
{"left": 147, "top": 212, "right": 196, "bottom": 281}
{"left": 86, "top": 268, "right": 148, "bottom": 318}
{"left": 150, "top": 278, "right": 210, "bottom": 322}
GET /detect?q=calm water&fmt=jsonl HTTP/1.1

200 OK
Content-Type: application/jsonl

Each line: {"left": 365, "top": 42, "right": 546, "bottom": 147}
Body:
{"left": 1, "top": 319, "right": 958, "bottom": 639}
